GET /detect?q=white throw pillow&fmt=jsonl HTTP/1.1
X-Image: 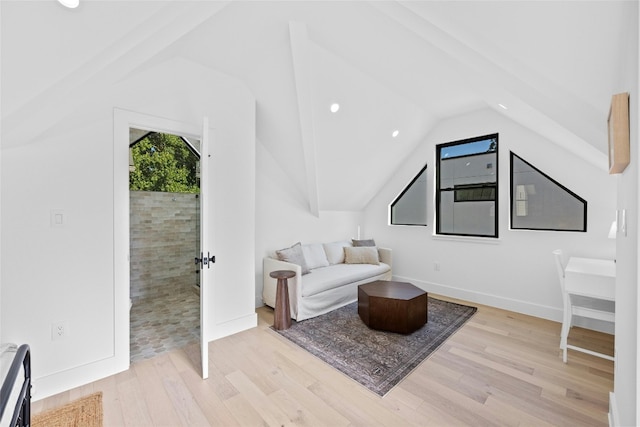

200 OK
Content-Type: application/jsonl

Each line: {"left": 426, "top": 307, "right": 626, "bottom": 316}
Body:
{"left": 302, "top": 243, "right": 330, "bottom": 270}
{"left": 276, "top": 242, "right": 310, "bottom": 275}
{"left": 322, "top": 241, "right": 353, "bottom": 264}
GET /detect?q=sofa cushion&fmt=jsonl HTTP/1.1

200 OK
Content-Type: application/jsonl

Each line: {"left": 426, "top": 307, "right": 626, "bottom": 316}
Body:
{"left": 323, "top": 241, "right": 352, "bottom": 265}
{"left": 352, "top": 238, "right": 376, "bottom": 247}
{"left": 301, "top": 263, "right": 391, "bottom": 297}
{"left": 344, "top": 246, "right": 380, "bottom": 265}
{"left": 276, "top": 242, "right": 310, "bottom": 275}
{"left": 302, "top": 243, "right": 330, "bottom": 270}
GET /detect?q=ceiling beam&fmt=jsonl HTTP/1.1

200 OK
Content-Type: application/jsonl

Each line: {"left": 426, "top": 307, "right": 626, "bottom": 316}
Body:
{"left": 289, "top": 21, "right": 320, "bottom": 216}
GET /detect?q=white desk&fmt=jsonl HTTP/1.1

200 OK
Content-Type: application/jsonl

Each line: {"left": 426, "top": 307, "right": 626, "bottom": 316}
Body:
{"left": 561, "top": 256, "right": 615, "bottom": 362}
{"left": 564, "top": 257, "right": 615, "bottom": 301}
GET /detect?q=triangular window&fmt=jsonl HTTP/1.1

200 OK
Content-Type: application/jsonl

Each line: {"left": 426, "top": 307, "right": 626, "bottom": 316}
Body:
{"left": 390, "top": 164, "right": 427, "bottom": 226}
{"left": 510, "top": 152, "right": 586, "bottom": 232}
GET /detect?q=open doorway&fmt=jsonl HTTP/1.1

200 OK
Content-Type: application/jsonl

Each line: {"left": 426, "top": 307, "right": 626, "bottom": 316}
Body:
{"left": 128, "top": 128, "right": 201, "bottom": 363}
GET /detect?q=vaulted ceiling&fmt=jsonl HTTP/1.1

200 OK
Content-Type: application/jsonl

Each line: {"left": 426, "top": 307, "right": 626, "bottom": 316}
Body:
{"left": 1, "top": 1, "right": 633, "bottom": 213}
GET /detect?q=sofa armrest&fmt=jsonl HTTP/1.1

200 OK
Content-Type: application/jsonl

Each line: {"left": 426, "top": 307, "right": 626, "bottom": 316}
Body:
{"left": 263, "top": 257, "right": 301, "bottom": 319}
{"left": 378, "top": 247, "right": 392, "bottom": 269}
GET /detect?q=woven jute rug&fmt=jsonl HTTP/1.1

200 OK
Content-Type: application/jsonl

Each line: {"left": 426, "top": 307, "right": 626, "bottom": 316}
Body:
{"left": 32, "top": 392, "right": 103, "bottom": 427}
{"left": 273, "top": 297, "right": 477, "bottom": 396}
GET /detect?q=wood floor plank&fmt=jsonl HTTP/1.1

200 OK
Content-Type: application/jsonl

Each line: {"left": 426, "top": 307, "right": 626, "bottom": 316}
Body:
{"left": 179, "top": 367, "right": 241, "bottom": 427}
{"left": 92, "top": 371, "right": 126, "bottom": 427}
{"left": 541, "top": 387, "right": 609, "bottom": 419}
{"left": 384, "top": 383, "right": 424, "bottom": 410}
{"left": 483, "top": 395, "right": 557, "bottom": 427}
{"left": 487, "top": 383, "right": 609, "bottom": 426}
{"left": 306, "top": 381, "right": 387, "bottom": 427}
{"left": 269, "top": 348, "right": 319, "bottom": 389}
{"left": 31, "top": 300, "right": 613, "bottom": 426}
{"left": 115, "top": 369, "right": 154, "bottom": 426}
{"left": 377, "top": 390, "right": 431, "bottom": 427}
{"left": 161, "top": 374, "right": 211, "bottom": 426}
{"left": 225, "top": 370, "right": 292, "bottom": 426}
{"left": 204, "top": 356, "right": 240, "bottom": 401}
{"left": 303, "top": 364, "right": 414, "bottom": 427}
{"left": 401, "top": 372, "right": 507, "bottom": 427}
{"left": 132, "top": 357, "right": 183, "bottom": 426}
{"left": 448, "top": 346, "right": 568, "bottom": 396}
{"left": 266, "top": 361, "right": 351, "bottom": 426}
{"left": 222, "top": 393, "right": 270, "bottom": 426}
{"left": 268, "top": 388, "right": 337, "bottom": 427}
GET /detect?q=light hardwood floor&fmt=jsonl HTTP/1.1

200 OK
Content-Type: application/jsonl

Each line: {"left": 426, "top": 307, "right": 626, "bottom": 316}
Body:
{"left": 32, "top": 295, "right": 614, "bottom": 426}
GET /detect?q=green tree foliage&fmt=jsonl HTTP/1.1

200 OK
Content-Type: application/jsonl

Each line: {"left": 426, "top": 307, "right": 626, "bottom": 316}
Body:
{"left": 129, "top": 133, "right": 200, "bottom": 194}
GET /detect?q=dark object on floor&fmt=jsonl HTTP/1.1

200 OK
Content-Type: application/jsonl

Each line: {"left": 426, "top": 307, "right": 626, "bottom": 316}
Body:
{"left": 0, "top": 344, "right": 31, "bottom": 427}
{"left": 270, "top": 270, "right": 296, "bottom": 330}
{"left": 358, "top": 280, "right": 427, "bottom": 334}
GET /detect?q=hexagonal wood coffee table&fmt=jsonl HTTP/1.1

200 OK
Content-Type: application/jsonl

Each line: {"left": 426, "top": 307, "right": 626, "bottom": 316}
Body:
{"left": 358, "top": 280, "right": 427, "bottom": 334}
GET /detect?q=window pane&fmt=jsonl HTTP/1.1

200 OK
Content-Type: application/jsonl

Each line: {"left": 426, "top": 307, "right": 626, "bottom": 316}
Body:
{"left": 436, "top": 134, "right": 498, "bottom": 237}
{"left": 391, "top": 165, "right": 427, "bottom": 226}
{"left": 440, "top": 138, "right": 496, "bottom": 160}
{"left": 439, "top": 195, "right": 496, "bottom": 236}
{"left": 511, "top": 153, "right": 586, "bottom": 231}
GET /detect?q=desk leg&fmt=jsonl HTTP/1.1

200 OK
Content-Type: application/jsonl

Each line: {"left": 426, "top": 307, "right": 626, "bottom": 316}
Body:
{"left": 560, "top": 298, "right": 571, "bottom": 363}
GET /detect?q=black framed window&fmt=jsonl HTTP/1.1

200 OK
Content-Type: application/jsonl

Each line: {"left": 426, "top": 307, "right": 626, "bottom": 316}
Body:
{"left": 390, "top": 164, "right": 427, "bottom": 226}
{"left": 510, "top": 152, "right": 587, "bottom": 232}
{"left": 436, "top": 134, "right": 498, "bottom": 238}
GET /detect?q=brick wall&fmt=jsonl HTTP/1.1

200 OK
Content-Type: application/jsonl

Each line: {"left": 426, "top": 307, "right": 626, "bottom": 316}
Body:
{"left": 130, "top": 191, "right": 200, "bottom": 302}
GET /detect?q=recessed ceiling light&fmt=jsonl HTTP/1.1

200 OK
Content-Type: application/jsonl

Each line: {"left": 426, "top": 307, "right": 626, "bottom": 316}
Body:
{"left": 498, "top": 103, "right": 508, "bottom": 110}
{"left": 330, "top": 103, "right": 340, "bottom": 113}
{"left": 58, "top": 0, "right": 79, "bottom": 8}
{"left": 392, "top": 130, "right": 399, "bottom": 138}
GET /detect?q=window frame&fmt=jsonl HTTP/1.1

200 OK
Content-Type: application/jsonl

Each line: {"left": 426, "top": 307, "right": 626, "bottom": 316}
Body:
{"left": 436, "top": 133, "right": 499, "bottom": 238}
{"left": 390, "top": 163, "right": 428, "bottom": 226}
{"left": 509, "top": 152, "right": 587, "bottom": 232}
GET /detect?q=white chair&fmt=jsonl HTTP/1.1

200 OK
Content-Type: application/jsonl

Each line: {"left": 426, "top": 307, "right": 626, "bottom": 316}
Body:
{"left": 553, "top": 249, "right": 615, "bottom": 363}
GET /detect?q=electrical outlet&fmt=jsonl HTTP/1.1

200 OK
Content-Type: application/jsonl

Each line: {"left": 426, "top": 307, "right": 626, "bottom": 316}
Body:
{"left": 51, "top": 322, "right": 69, "bottom": 340}
{"left": 434, "top": 262, "right": 441, "bottom": 271}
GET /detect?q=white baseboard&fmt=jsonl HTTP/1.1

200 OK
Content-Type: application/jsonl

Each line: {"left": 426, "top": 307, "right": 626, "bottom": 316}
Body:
{"left": 608, "top": 392, "right": 618, "bottom": 426}
{"left": 394, "top": 275, "right": 562, "bottom": 321}
{"left": 395, "top": 275, "right": 615, "bottom": 334}
{"left": 32, "top": 354, "right": 127, "bottom": 402}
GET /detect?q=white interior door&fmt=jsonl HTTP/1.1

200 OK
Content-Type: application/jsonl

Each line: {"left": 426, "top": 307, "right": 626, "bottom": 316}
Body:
{"left": 198, "top": 117, "right": 211, "bottom": 379}
{"left": 115, "top": 109, "right": 213, "bottom": 378}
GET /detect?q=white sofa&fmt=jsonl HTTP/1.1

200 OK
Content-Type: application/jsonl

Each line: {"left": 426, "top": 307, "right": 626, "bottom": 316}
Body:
{"left": 263, "top": 241, "right": 392, "bottom": 321}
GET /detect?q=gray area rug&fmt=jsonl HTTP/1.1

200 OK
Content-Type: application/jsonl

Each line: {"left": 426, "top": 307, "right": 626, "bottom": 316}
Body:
{"left": 273, "top": 297, "right": 477, "bottom": 396}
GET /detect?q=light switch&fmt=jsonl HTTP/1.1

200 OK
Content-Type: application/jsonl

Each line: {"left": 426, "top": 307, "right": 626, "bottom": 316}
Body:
{"left": 50, "top": 209, "right": 64, "bottom": 228}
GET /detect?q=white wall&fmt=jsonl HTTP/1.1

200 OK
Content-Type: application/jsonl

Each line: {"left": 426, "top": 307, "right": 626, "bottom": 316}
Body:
{"left": 611, "top": 2, "right": 639, "bottom": 425}
{"left": 363, "top": 108, "right": 616, "bottom": 325}
{"left": 0, "top": 2, "right": 3, "bottom": 346}
{"left": 254, "top": 139, "right": 363, "bottom": 306}
{"left": 1, "top": 57, "right": 256, "bottom": 400}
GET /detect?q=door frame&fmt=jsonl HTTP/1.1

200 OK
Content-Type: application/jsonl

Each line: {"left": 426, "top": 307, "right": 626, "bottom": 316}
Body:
{"left": 113, "top": 108, "right": 206, "bottom": 373}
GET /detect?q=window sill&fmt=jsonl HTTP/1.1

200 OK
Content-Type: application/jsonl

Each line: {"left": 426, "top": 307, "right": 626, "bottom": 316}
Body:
{"left": 431, "top": 234, "right": 501, "bottom": 245}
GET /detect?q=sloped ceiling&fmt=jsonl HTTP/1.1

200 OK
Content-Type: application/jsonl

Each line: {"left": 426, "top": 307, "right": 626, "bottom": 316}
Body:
{"left": 1, "top": 1, "right": 633, "bottom": 213}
